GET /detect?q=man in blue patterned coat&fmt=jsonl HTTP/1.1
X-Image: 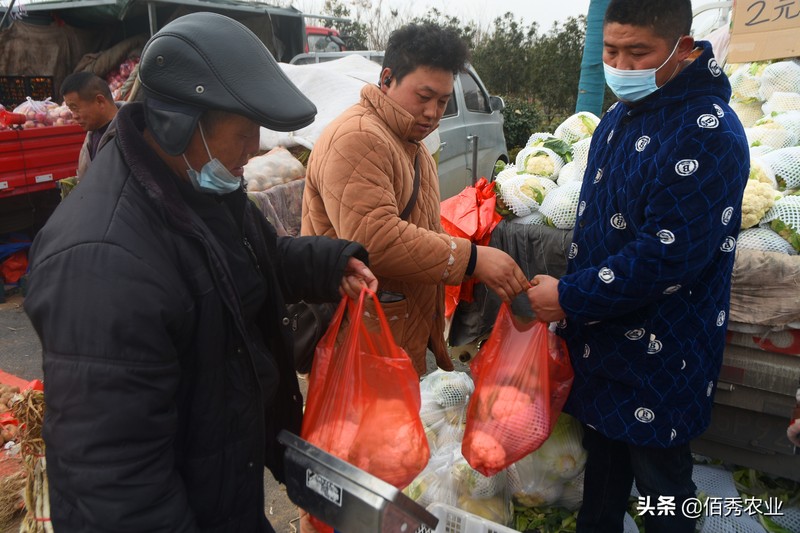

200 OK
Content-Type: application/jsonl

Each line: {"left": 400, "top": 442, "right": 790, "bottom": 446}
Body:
{"left": 527, "top": 1, "right": 749, "bottom": 531}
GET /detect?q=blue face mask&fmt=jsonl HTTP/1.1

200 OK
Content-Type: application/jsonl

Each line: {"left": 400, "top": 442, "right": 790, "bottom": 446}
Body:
{"left": 183, "top": 123, "right": 241, "bottom": 195}
{"left": 603, "top": 39, "right": 681, "bottom": 103}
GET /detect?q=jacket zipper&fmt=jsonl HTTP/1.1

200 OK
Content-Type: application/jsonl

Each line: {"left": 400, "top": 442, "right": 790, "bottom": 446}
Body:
{"left": 242, "top": 236, "right": 262, "bottom": 274}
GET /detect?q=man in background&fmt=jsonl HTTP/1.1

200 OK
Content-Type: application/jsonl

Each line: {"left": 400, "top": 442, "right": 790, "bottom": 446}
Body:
{"left": 60, "top": 71, "right": 119, "bottom": 180}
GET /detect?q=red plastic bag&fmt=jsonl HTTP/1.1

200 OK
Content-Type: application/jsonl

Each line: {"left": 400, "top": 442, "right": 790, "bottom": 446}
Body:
{"left": 440, "top": 177, "right": 503, "bottom": 317}
{"left": 0, "top": 250, "right": 28, "bottom": 284}
{"left": 301, "top": 288, "right": 430, "bottom": 487}
{"left": 462, "top": 304, "right": 573, "bottom": 476}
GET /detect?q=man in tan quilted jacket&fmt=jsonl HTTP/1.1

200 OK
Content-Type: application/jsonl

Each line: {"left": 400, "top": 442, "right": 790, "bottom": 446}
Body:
{"left": 302, "top": 22, "right": 529, "bottom": 377}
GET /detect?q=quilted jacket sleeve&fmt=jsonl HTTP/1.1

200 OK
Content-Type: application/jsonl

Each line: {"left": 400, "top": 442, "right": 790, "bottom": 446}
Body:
{"left": 304, "top": 129, "right": 472, "bottom": 286}
{"left": 558, "top": 116, "right": 748, "bottom": 322}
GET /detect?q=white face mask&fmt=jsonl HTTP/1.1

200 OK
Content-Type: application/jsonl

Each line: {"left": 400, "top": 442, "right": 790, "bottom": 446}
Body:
{"left": 183, "top": 123, "right": 241, "bottom": 195}
{"left": 603, "top": 38, "right": 681, "bottom": 103}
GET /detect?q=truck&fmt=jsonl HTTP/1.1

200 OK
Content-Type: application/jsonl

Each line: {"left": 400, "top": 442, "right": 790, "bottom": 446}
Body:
{"left": 0, "top": 0, "right": 308, "bottom": 234}
{"left": 305, "top": 26, "right": 346, "bottom": 53}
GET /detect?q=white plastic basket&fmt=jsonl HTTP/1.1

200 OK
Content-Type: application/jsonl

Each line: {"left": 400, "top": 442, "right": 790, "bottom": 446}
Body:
{"left": 420, "top": 502, "right": 517, "bottom": 533}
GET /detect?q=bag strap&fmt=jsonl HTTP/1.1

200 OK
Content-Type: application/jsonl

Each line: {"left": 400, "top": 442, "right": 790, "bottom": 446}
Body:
{"left": 398, "top": 154, "right": 420, "bottom": 221}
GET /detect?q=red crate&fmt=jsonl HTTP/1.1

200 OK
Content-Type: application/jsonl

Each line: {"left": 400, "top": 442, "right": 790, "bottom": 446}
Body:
{"left": 0, "top": 124, "right": 84, "bottom": 198}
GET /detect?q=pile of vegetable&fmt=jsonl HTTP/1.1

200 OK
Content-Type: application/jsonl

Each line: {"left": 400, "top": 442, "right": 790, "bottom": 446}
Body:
{"left": 10, "top": 388, "right": 51, "bottom": 533}
{"left": 0, "top": 384, "right": 21, "bottom": 447}
{"left": 405, "top": 370, "right": 591, "bottom": 530}
{"left": 495, "top": 58, "right": 800, "bottom": 256}
{"left": 243, "top": 146, "right": 306, "bottom": 192}
{"left": 494, "top": 112, "right": 597, "bottom": 231}
{"left": 106, "top": 57, "right": 140, "bottom": 101}
{"left": 725, "top": 58, "right": 800, "bottom": 254}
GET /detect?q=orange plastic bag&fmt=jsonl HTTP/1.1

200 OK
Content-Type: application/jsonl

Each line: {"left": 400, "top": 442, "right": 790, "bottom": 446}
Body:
{"left": 0, "top": 250, "right": 28, "bottom": 284}
{"left": 301, "top": 288, "right": 430, "bottom": 487}
{"left": 462, "top": 304, "right": 574, "bottom": 477}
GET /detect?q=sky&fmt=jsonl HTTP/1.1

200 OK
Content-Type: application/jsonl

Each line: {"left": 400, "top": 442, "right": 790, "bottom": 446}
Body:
{"left": 294, "top": 0, "right": 729, "bottom": 36}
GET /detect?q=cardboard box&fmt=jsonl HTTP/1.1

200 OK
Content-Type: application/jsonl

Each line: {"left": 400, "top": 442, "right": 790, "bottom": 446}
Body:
{"left": 728, "top": 0, "right": 800, "bottom": 63}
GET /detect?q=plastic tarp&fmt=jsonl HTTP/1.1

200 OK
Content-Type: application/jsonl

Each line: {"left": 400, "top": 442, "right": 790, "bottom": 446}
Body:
{"left": 730, "top": 249, "right": 800, "bottom": 328}
{"left": 260, "top": 55, "right": 381, "bottom": 150}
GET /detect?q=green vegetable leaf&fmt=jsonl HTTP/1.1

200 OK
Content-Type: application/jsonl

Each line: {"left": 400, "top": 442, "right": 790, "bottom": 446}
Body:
{"left": 579, "top": 115, "right": 597, "bottom": 136}
{"left": 542, "top": 138, "right": 574, "bottom": 163}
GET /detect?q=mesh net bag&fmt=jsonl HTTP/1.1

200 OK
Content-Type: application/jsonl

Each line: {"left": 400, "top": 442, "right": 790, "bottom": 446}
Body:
{"left": 729, "top": 62, "right": 767, "bottom": 102}
{"left": 499, "top": 174, "right": 557, "bottom": 217}
{"left": 557, "top": 161, "right": 586, "bottom": 187}
{"left": 760, "top": 195, "right": 800, "bottom": 252}
{"left": 499, "top": 175, "right": 537, "bottom": 217}
{"left": 509, "top": 211, "right": 547, "bottom": 226}
{"left": 525, "top": 131, "right": 557, "bottom": 147}
{"left": 692, "top": 465, "right": 767, "bottom": 533}
{"left": 761, "top": 147, "right": 800, "bottom": 190}
{"left": 749, "top": 157, "right": 778, "bottom": 188}
{"left": 762, "top": 92, "right": 800, "bottom": 115}
{"left": 515, "top": 146, "right": 565, "bottom": 179}
{"left": 554, "top": 112, "right": 600, "bottom": 144}
{"left": 539, "top": 181, "right": 583, "bottom": 229}
{"left": 419, "top": 371, "right": 474, "bottom": 454}
{"left": 772, "top": 110, "right": 800, "bottom": 140}
{"left": 730, "top": 100, "right": 766, "bottom": 128}
{"left": 769, "top": 506, "right": 800, "bottom": 533}
{"left": 737, "top": 227, "right": 797, "bottom": 255}
{"left": 750, "top": 145, "right": 776, "bottom": 159}
{"left": 758, "top": 60, "right": 800, "bottom": 101}
{"left": 745, "top": 124, "right": 798, "bottom": 150}
{"left": 494, "top": 164, "right": 520, "bottom": 186}
{"left": 571, "top": 137, "right": 593, "bottom": 169}
{"left": 421, "top": 369, "right": 474, "bottom": 409}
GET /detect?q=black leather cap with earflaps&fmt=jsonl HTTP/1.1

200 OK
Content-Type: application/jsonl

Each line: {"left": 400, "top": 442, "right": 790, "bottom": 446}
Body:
{"left": 138, "top": 11, "right": 317, "bottom": 156}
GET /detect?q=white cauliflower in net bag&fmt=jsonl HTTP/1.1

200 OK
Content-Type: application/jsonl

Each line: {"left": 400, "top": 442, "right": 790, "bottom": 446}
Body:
{"left": 737, "top": 227, "right": 798, "bottom": 255}
{"left": 746, "top": 120, "right": 798, "bottom": 150}
{"left": 762, "top": 147, "right": 800, "bottom": 190}
{"left": 758, "top": 60, "right": 800, "bottom": 101}
{"left": 762, "top": 93, "right": 800, "bottom": 116}
{"left": 515, "top": 146, "right": 565, "bottom": 180}
{"left": 761, "top": 195, "right": 800, "bottom": 252}
{"left": 729, "top": 62, "right": 769, "bottom": 102}
{"left": 540, "top": 181, "right": 583, "bottom": 229}
{"left": 749, "top": 157, "right": 778, "bottom": 188}
{"left": 729, "top": 100, "right": 765, "bottom": 128}
{"left": 554, "top": 112, "right": 600, "bottom": 144}
{"left": 499, "top": 174, "right": 557, "bottom": 216}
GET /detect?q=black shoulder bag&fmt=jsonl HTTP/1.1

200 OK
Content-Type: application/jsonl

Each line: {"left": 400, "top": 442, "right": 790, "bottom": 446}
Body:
{"left": 289, "top": 155, "right": 421, "bottom": 373}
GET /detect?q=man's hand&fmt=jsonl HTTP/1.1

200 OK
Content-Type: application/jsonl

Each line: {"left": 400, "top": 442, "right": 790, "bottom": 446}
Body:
{"left": 472, "top": 246, "right": 530, "bottom": 303}
{"left": 339, "top": 257, "right": 378, "bottom": 299}
{"left": 526, "top": 274, "right": 566, "bottom": 323}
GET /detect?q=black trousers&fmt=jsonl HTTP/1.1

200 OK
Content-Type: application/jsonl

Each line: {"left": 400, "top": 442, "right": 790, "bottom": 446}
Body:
{"left": 577, "top": 425, "right": 697, "bottom": 533}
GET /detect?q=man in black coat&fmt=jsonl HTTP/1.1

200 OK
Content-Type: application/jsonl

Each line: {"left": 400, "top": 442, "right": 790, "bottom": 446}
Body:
{"left": 24, "top": 12, "right": 376, "bottom": 532}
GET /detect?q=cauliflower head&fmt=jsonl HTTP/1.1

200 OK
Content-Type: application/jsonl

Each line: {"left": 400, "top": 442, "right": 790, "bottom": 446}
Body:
{"left": 519, "top": 176, "right": 546, "bottom": 205}
{"left": 524, "top": 153, "right": 556, "bottom": 177}
{"left": 462, "top": 429, "right": 507, "bottom": 475}
{"left": 741, "top": 179, "right": 778, "bottom": 228}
